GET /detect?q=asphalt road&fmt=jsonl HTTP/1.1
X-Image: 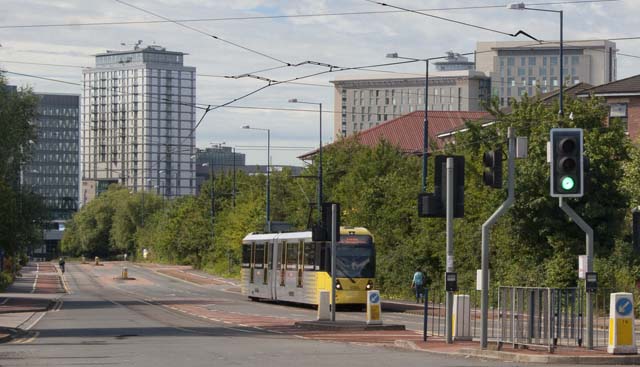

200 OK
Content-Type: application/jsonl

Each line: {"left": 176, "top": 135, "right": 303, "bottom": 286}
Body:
{"left": 0, "top": 262, "right": 612, "bottom": 366}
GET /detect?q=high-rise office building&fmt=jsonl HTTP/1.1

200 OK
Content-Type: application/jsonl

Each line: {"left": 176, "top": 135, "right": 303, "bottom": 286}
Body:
{"left": 16, "top": 92, "right": 80, "bottom": 259}
{"left": 23, "top": 93, "right": 80, "bottom": 220}
{"left": 80, "top": 45, "right": 196, "bottom": 205}
{"left": 475, "top": 40, "right": 617, "bottom": 107}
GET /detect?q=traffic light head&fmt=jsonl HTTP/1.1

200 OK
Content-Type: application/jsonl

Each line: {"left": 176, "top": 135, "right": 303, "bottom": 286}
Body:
{"left": 550, "top": 128, "right": 583, "bottom": 197}
{"left": 482, "top": 149, "right": 503, "bottom": 188}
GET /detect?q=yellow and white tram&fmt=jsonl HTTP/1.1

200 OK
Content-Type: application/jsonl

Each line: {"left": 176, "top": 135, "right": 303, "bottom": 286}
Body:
{"left": 241, "top": 227, "right": 375, "bottom": 305}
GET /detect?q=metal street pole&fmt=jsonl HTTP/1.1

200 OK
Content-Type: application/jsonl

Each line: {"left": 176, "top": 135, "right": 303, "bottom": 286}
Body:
{"left": 266, "top": 129, "right": 271, "bottom": 232}
{"left": 232, "top": 147, "right": 236, "bottom": 208}
{"left": 508, "top": 4, "right": 564, "bottom": 115}
{"left": 241, "top": 125, "right": 271, "bottom": 232}
{"left": 318, "top": 103, "right": 323, "bottom": 220}
{"left": 559, "top": 10, "right": 564, "bottom": 116}
{"left": 209, "top": 160, "right": 214, "bottom": 241}
{"left": 480, "top": 127, "right": 516, "bottom": 349}
{"left": 445, "top": 157, "right": 454, "bottom": 344}
{"left": 559, "top": 197, "right": 593, "bottom": 349}
{"left": 423, "top": 60, "right": 429, "bottom": 192}
{"left": 331, "top": 203, "right": 337, "bottom": 322}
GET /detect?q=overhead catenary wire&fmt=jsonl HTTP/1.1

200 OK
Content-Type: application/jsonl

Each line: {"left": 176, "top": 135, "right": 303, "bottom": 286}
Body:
{"left": 112, "top": 0, "right": 291, "bottom": 66}
{"left": 363, "top": 0, "right": 539, "bottom": 40}
{"left": 0, "top": 0, "right": 619, "bottom": 29}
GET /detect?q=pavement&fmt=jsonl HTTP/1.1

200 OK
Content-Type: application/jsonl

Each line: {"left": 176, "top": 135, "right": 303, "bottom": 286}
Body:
{"left": 0, "top": 262, "right": 66, "bottom": 343}
{"left": 131, "top": 261, "right": 640, "bottom": 364}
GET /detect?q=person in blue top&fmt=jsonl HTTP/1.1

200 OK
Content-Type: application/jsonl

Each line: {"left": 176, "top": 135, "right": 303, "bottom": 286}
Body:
{"left": 411, "top": 269, "right": 425, "bottom": 303}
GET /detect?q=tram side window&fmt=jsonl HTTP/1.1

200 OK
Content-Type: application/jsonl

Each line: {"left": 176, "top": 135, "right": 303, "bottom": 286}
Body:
{"left": 242, "top": 244, "right": 251, "bottom": 268}
{"left": 254, "top": 244, "right": 265, "bottom": 269}
{"left": 286, "top": 242, "right": 298, "bottom": 270}
{"left": 304, "top": 242, "right": 316, "bottom": 270}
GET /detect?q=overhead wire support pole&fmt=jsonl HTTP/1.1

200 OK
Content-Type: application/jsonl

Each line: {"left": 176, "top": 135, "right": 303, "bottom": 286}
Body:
{"left": 480, "top": 127, "right": 516, "bottom": 349}
{"left": 423, "top": 60, "right": 429, "bottom": 192}
{"left": 558, "top": 197, "right": 594, "bottom": 349}
{"left": 331, "top": 203, "right": 337, "bottom": 322}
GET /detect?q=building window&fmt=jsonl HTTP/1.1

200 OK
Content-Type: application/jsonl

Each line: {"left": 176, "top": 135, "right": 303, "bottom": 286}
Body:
{"left": 528, "top": 57, "right": 536, "bottom": 66}
{"left": 520, "top": 57, "right": 526, "bottom": 66}
{"left": 507, "top": 57, "right": 515, "bottom": 66}
{"left": 550, "top": 56, "right": 558, "bottom": 65}
{"left": 517, "top": 68, "right": 526, "bottom": 76}
{"left": 609, "top": 103, "right": 628, "bottom": 132}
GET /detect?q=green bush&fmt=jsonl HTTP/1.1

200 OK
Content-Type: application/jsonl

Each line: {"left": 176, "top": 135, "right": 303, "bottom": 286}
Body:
{"left": 0, "top": 271, "right": 13, "bottom": 291}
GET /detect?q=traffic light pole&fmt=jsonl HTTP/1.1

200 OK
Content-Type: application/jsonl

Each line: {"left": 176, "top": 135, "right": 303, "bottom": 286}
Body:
{"left": 480, "top": 127, "right": 516, "bottom": 349}
{"left": 445, "top": 157, "right": 454, "bottom": 344}
{"left": 558, "top": 197, "right": 593, "bottom": 349}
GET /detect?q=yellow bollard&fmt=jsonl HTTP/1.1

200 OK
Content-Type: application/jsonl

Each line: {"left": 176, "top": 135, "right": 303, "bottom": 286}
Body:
{"left": 95, "top": 256, "right": 100, "bottom": 265}
{"left": 122, "top": 267, "right": 128, "bottom": 279}
{"left": 81, "top": 256, "right": 85, "bottom": 264}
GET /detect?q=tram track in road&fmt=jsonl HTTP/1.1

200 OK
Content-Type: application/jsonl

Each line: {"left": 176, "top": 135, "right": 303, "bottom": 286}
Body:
{"left": 65, "top": 263, "right": 266, "bottom": 338}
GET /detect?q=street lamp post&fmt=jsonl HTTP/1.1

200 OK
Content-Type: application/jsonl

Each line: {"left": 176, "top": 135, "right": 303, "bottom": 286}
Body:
{"left": 202, "top": 162, "right": 214, "bottom": 241}
{"left": 508, "top": 2, "right": 564, "bottom": 116}
{"left": 242, "top": 125, "right": 271, "bottom": 232}
{"left": 232, "top": 146, "right": 237, "bottom": 208}
{"left": 289, "top": 99, "right": 323, "bottom": 219}
{"left": 386, "top": 53, "right": 448, "bottom": 192}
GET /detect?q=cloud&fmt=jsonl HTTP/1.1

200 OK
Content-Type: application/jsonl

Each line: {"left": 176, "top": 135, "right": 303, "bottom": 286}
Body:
{"left": 2, "top": 0, "right": 638, "bottom": 165}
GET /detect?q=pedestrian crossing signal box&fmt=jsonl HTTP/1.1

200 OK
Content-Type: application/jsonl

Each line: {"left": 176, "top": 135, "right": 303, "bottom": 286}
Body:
{"left": 445, "top": 272, "right": 458, "bottom": 292}
{"left": 586, "top": 272, "right": 598, "bottom": 293}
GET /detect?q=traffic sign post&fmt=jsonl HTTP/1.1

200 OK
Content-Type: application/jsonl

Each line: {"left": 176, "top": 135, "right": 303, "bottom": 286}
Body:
{"left": 366, "top": 290, "right": 382, "bottom": 325}
{"left": 608, "top": 293, "right": 637, "bottom": 354}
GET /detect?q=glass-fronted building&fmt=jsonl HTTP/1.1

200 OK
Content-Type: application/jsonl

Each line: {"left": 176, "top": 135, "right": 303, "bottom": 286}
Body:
{"left": 23, "top": 93, "right": 80, "bottom": 220}
{"left": 21, "top": 93, "right": 80, "bottom": 260}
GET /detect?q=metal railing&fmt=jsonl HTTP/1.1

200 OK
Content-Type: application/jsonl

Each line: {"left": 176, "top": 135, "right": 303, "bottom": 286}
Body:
{"left": 422, "top": 286, "right": 638, "bottom": 350}
{"left": 497, "top": 287, "right": 583, "bottom": 352}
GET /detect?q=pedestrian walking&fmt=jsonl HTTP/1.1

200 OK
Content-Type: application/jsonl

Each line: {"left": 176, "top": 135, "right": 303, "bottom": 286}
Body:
{"left": 411, "top": 269, "right": 425, "bottom": 303}
{"left": 58, "top": 257, "right": 66, "bottom": 273}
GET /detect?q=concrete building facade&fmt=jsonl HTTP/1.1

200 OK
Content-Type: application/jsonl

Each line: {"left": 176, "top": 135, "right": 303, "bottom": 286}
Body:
{"left": 475, "top": 40, "right": 617, "bottom": 107}
{"left": 80, "top": 45, "right": 196, "bottom": 205}
{"left": 331, "top": 70, "right": 490, "bottom": 138}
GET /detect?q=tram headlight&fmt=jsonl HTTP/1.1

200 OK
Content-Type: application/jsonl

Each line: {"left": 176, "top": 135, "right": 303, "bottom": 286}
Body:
{"left": 366, "top": 280, "right": 373, "bottom": 290}
{"left": 335, "top": 280, "right": 342, "bottom": 290}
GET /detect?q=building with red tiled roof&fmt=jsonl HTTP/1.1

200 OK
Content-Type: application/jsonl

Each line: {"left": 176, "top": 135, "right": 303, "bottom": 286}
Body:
{"left": 298, "top": 110, "right": 492, "bottom": 160}
{"left": 577, "top": 74, "right": 640, "bottom": 139}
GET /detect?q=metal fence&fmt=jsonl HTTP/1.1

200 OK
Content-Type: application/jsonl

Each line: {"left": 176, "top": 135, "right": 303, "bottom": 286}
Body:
{"left": 423, "top": 286, "right": 637, "bottom": 351}
{"left": 423, "top": 287, "right": 501, "bottom": 341}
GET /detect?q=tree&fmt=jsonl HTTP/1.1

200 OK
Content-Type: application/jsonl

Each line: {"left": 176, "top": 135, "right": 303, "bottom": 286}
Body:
{"left": 0, "top": 74, "right": 45, "bottom": 262}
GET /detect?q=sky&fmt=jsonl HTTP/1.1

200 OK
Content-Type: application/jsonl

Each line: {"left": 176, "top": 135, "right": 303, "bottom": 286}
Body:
{"left": 1, "top": 0, "right": 639, "bottom": 166}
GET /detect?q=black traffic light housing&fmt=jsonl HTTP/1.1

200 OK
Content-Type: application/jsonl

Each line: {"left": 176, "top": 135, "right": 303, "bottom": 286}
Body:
{"left": 482, "top": 149, "right": 503, "bottom": 188}
{"left": 312, "top": 202, "right": 340, "bottom": 242}
{"left": 550, "top": 128, "right": 583, "bottom": 197}
{"left": 417, "top": 155, "right": 464, "bottom": 218}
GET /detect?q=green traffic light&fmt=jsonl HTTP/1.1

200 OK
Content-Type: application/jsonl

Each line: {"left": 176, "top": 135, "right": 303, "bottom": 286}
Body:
{"left": 561, "top": 176, "right": 575, "bottom": 191}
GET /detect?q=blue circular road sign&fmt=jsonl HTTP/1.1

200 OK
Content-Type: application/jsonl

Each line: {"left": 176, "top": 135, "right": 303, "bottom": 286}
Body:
{"left": 616, "top": 298, "right": 633, "bottom": 317}
{"left": 369, "top": 292, "right": 380, "bottom": 304}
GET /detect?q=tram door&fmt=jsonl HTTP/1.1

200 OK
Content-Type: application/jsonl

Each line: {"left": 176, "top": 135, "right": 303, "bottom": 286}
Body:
{"left": 266, "top": 242, "right": 274, "bottom": 299}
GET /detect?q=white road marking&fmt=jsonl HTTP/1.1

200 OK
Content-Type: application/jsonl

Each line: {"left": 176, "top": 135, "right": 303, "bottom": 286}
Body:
{"left": 30, "top": 263, "right": 40, "bottom": 293}
{"left": 21, "top": 312, "right": 46, "bottom": 331}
